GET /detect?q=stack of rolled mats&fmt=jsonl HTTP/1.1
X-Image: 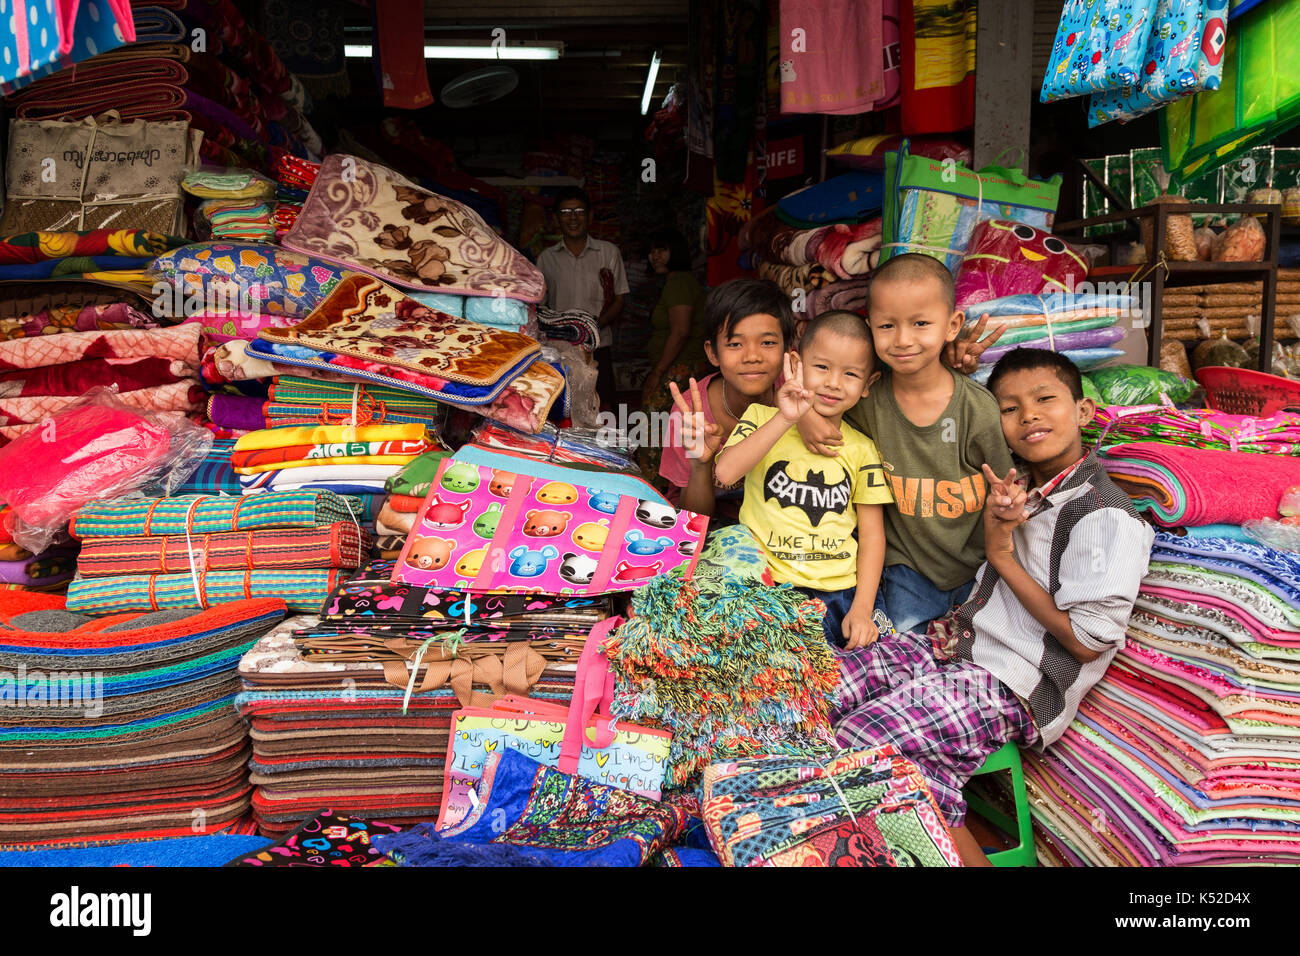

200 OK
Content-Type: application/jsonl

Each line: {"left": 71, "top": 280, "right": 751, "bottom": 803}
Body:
{"left": 1160, "top": 270, "right": 1300, "bottom": 343}
{"left": 235, "top": 560, "right": 609, "bottom": 836}
{"left": 233, "top": 423, "right": 441, "bottom": 540}
{"left": 0, "top": 321, "right": 204, "bottom": 444}
{"left": 965, "top": 291, "right": 1131, "bottom": 385}
{"left": 0, "top": 593, "right": 286, "bottom": 848}
{"left": 63, "top": 491, "right": 369, "bottom": 615}
{"left": 1008, "top": 534, "right": 1300, "bottom": 865}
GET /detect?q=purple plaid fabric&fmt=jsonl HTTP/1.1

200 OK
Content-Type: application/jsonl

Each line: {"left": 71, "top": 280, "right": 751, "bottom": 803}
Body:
{"left": 831, "top": 631, "right": 1039, "bottom": 826}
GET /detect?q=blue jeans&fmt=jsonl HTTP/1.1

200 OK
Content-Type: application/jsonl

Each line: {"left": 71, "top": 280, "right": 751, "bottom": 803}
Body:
{"left": 798, "top": 585, "right": 857, "bottom": 649}
{"left": 872, "top": 564, "right": 973, "bottom": 636}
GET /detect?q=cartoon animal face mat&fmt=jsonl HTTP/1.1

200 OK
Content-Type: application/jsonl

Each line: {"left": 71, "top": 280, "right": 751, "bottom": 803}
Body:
{"left": 394, "top": 458, "right": 709, "bottom": 594}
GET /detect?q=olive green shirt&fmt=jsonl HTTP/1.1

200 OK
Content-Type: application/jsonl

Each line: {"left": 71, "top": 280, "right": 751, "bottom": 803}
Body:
{"left": 844, "top": 368, "right": 1013, "bottom": 591}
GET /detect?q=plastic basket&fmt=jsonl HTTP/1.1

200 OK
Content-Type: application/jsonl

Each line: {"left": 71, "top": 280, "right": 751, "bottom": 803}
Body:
{"left": 1195, "top": 366, "right": 1300, "bottom": 416}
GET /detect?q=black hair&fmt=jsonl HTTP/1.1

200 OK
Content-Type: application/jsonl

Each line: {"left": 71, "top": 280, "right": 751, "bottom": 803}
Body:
{"left": 869, "top": 252, "right": 957, "bottom": 313}
{"left": 553, "top": 186, "right": 591, "bottom": 211}
{"left": 987, "top": 347, "right": 1085, "bottom": 402}
{"left": 703, "top": 278, "right": 795, "bottom": 346}
{"left": 799, "top": 310, "right": 873, "bottom": 369}
{"left": 648, "top": 227, "right": 692, "bottom": 272}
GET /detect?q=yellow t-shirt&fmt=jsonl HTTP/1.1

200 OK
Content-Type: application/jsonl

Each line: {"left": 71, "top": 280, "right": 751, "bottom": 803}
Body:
{"left": 723, "top": 404, "right": 894, "bottom": 591}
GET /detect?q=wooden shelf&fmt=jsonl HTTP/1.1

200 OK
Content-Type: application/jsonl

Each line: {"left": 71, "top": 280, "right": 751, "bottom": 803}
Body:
{"left": 1057, "top": 203, "right": 1280, "bottom": 373}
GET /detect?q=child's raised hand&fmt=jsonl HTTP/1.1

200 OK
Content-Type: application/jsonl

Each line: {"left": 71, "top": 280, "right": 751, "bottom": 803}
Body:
{"left": 981, "top": 463, "right": 1029, "bottom": 529}
{"left": 946, "top": 313, "right": 1007, "bottom": 374}
{"left": 776, "top": 351, "right": 814, "bottom": 423}
{"left": 669, "top": 377, "right": 723, "bottom": 463}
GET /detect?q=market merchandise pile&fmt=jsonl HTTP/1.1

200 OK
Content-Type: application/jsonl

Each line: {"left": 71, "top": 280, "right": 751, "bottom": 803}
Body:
{"left": 234, "top": 562, "right": 608, "bottom": 837}
{"left": 0, "top": 593, "right": 285, "bottom": 848}
{"left": 1019, "top": 534, "right": 1300, "bottom": 866}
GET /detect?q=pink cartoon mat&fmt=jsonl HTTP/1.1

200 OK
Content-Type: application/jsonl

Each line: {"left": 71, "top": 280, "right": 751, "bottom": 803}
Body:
{"left": 392, "top": 457, "right": 708, "bottom": 595}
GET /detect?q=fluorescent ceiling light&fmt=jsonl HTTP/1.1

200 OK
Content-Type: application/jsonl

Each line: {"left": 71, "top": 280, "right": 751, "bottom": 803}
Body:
{"left": 344, "top": 42, "right": 562, "bottom": 61}
{"left": 640, "top": 49, "right": 661, "bottom": 115}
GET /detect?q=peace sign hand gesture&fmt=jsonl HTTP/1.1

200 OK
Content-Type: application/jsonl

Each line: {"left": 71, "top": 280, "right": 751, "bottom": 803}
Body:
{"left": 669, "top": 377, "right": 723, "bottom": 463}
{"left": 982, "top": 463, "right": 1029, "bottom": 524}
{"left": 776, "top": 351, "right": 814, "bottom": 424}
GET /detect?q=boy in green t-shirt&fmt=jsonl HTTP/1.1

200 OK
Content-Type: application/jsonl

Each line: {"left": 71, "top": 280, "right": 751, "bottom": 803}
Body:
{"left": 799, "top": 254, "right": 1013, "bottom": 634}
{"left": 707, "top": 312, "right": 894, "bottom": 649}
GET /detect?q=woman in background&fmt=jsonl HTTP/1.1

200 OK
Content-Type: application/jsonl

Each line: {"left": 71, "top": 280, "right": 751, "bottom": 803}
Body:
{"left": 641, "top": 227, "right": 707, "bottom": 406}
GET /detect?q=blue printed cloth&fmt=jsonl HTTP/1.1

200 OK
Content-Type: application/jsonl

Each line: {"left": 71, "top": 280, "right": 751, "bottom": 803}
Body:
{"left": 374, "top": 748, "right": 689, "bottom": 867}
{"left": 1089, "top": 0, "right": 1228, "bottom": 126}
{"left": 1041, "top": 0, "right": 1160, "bottom": 102}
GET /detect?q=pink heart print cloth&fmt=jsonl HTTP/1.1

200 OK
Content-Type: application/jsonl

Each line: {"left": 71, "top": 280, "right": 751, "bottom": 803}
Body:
{"left": 392, "top": 457, "right": 708, "bottom": 595}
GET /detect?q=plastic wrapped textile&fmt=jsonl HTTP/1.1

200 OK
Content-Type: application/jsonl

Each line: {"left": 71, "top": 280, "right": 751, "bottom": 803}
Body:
{"left": 0, "top": 388, "right": 211, "bottom": 553}
{"left": 1089, "top": 0, "right": 1229, "bottom": 126}
{"left": 1039, "top": 0, "right": 1160, "bottom": 102}
{"left": 1087, "top": 364, "right": 1196, "bottom": 406}
{"left": 1161, "top": 2, "right": 1300, "bottom": 188}
{"left": 953, "top": 220, "right": 1088, "bottom": 311}
{"left": 882, "top": 141, "right": 1063, "bottom": 273}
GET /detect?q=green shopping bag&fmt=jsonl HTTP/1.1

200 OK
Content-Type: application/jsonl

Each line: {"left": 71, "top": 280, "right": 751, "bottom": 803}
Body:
{"left": 882, "top": 140, "right": 1063, "bottom": 273}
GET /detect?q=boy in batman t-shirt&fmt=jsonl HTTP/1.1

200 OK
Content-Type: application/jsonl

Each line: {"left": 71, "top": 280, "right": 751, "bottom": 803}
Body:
{"left": 707, "top": 312, "right": 894, "bottom": 650}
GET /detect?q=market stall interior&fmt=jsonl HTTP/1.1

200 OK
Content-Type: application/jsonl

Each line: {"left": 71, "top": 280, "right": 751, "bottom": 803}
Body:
{"left": 0, "top": 0, "right": 1296, "bottom": 870}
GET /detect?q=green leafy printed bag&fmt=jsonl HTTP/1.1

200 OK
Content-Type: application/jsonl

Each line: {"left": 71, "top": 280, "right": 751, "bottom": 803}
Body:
{"left": 883, "top": 140, "right": 1063, "bottom": 273}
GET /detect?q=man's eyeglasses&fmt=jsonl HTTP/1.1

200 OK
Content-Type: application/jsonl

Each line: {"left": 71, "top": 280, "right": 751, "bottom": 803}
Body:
{"left": 557, "top": 208, "right": 588, "bottom": 217}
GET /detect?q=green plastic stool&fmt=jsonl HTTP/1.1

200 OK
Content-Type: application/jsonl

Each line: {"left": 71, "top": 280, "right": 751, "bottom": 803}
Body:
{"left": 964, "top": 742, "right": 1037, "bottom": 867}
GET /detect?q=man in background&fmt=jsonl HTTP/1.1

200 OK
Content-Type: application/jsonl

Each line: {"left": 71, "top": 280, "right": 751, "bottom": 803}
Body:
{"left": 536, "top": 186, "right": 628, "bottom": 410}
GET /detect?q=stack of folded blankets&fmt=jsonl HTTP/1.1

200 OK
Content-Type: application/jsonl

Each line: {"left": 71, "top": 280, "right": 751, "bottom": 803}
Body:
{"left": 0, "top": 322, "right": 203, "bottom": 444}
{"left": 63, "top": 491, "right": 369, "bottom": 616}
{"left": 1098, "top": 442, "right": 1300, "bottom": 528}
{"left": 4, "top": 0, "right": 318, "bottom": 170}
{"left": 0, "top": 593, "right": 286, "bottom": 848}
{"left": 377, "top": 450, "right": 450, "bottom": 558}
{"left": 183, "top": 169, "right": 277, "bottom": 244}
{"left": 740, "top": 206, "right": 882, "bottom": 343}
{"left": 273, "top": 155, "right": 321, "bottom": 238}
{"left": 537, "top": 307, "right": 600, "bottom": 352}
{"left": 1160, "top": 271, "right": 1300, "bottom": 343}
{"left": 966, "top": 292, "right": 1131, "bottom": 385}
{"left": 1020, "top": 534, "right": 1300, "bottom": 865}
{"left": 235, "top": 561, "right": 609, "bottom": 836}
{"left": 247, "top": 274, "right": 564, "bottom": 435}
{"left": 0, "top": 228, "right": 183, "bottom": 289}
{"left": 233, "top": 423, "right": 439, "bottom": 540}
{"left": 1088, "top": 406, "right": 1300, "bottom": 456}
{"left": 605, "top": 526, "right": 841, "bottom": 790}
